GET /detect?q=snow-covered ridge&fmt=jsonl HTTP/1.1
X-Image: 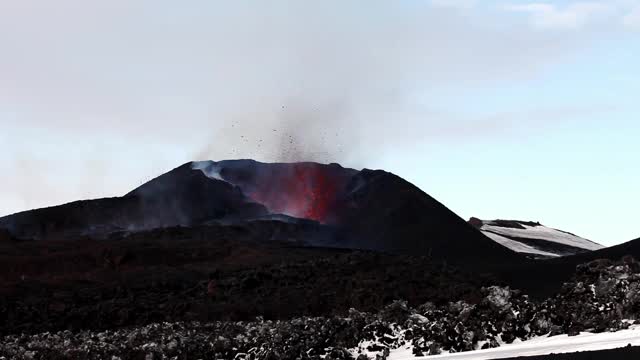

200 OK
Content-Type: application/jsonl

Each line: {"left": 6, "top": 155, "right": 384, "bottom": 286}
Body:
{"left": 483, "top": 231, "right": 561, "bottom": 258}
{"left": 482, "top": 220, "right": 603, "bottom": 251}
{"left": 470, "top": 218, "right": 604, "bottom": 258}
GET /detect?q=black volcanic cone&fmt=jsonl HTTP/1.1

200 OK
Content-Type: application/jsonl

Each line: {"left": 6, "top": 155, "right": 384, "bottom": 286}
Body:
{"left": 184, "top": 160, "right": 522, "bottom": 265}
{"left": 0, "top": 160, "right": 521, "bottom": 266}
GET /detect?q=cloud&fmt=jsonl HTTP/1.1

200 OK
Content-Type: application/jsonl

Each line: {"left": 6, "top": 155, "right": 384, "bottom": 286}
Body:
{"left": 506, "top": 2, "right": 613, "bottom": 30}
{"left": 0, "top": 0, "right": 620, "bottom": 215}
{"left": 504, "top": 1, "right": 640, "bottom": 31}
{"left": 429, "top": 0, "right": 477, "bottom": 9}
{"left": 624, "top": 5, "right": 640, "bottom": 28}
{"left": 0, "top": 1, "right": 597, "bottom": 146}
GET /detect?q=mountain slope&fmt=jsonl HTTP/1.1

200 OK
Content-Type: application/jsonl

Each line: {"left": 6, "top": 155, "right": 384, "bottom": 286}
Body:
{"left": 0, "top": 160, "right": 522, "bottom": 266}
{"left": 469, "top": 218, "right": 604, "bottom": 258}
{"left": 0, "top": 163, "right": 267, "bottom": 240}
{"left": 194, "top": 161, "right": 522, "bottom": 265}
{"left": 332, "top": 170, "right": 521, "bottom": 264}
{"left": 498, "top": 235, "right": 640, "bottom": 299}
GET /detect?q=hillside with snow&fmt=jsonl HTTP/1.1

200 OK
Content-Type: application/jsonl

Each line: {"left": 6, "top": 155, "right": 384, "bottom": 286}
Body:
{"left": 469, "top": 219, "right": 604, "bottom": 258}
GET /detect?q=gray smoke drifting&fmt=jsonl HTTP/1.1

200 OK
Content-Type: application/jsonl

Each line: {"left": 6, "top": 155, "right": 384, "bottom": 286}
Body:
{"left": 182, "top": 1, "right": 596, "bottom": 167}
{"left": 0, "top": 0, "right": 603, "bottom": 215}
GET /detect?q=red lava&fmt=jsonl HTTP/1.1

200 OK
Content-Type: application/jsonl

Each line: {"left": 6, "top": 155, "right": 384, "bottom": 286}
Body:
{"left": 247, "top": 164, "right": 341, "bottom": 223}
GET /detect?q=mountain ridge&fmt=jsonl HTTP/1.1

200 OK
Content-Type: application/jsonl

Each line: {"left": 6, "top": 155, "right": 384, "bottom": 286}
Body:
{"left": 469, "top": 218, "right": 604, "bottom": 259}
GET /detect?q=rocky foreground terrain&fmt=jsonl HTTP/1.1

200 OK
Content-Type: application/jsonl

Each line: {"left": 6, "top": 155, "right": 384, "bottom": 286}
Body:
{"left": 0, "top": 224, "right": 500, "bottom": 337}
{"left": 2, "top": 257, "right": 639, "bottom": 360}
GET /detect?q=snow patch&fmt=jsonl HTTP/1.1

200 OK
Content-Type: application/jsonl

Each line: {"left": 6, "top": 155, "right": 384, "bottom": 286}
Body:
{"left": 482, "top": 221, "right": 603, "bottom": 251}
{"left": 483, "top": 231, "right": 560, "bottom": 258}
{"left": 388, "top": 325, "right": 640, "bottom": 360}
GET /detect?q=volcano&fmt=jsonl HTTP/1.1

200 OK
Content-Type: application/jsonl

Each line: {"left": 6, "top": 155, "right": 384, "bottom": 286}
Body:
{"left": 5, "top": 159, "right": 640, "bottom": 351}
{"left": 0, "top": 160, "right": 521, "bottom": 265}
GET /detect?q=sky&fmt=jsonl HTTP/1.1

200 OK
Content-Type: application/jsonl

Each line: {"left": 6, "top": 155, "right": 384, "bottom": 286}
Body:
{"left": 0, "top": 0, "right": 638, "bottom": 246}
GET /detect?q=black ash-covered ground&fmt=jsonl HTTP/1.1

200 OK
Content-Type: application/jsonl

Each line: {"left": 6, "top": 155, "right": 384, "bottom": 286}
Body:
{"left": 2, "top": 257, "right": 640, "bottom": 360}
{"left": 0, "top": 224, "right": 498, "bottom": 336}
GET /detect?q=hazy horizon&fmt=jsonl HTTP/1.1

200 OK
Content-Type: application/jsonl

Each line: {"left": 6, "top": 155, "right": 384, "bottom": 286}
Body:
{"left": 1, "top": 0, "right": 639, "bottom": 245}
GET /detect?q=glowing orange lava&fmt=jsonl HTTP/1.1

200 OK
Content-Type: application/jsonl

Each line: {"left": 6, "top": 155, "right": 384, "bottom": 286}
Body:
{"left": 247, "top": 164, "right": 342, "bottom": 223}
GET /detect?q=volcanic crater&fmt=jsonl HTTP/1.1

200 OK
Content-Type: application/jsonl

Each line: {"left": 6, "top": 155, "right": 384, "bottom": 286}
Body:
{"left": 192, "top": 160, "right": 358, "bottom": 224}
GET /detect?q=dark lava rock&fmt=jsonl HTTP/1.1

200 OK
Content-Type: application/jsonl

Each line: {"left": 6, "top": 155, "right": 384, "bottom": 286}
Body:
{"left": 3, "top": 257, "right": 640, "bottom": 359}
{"left": 0, "top": 226, "right": 499, "bottom": 336}
{"left": 468, "top": 217, "right": 483, "bottom": 229}
{"left": 0, "top": 228, "right": 14, "bottom": 243}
